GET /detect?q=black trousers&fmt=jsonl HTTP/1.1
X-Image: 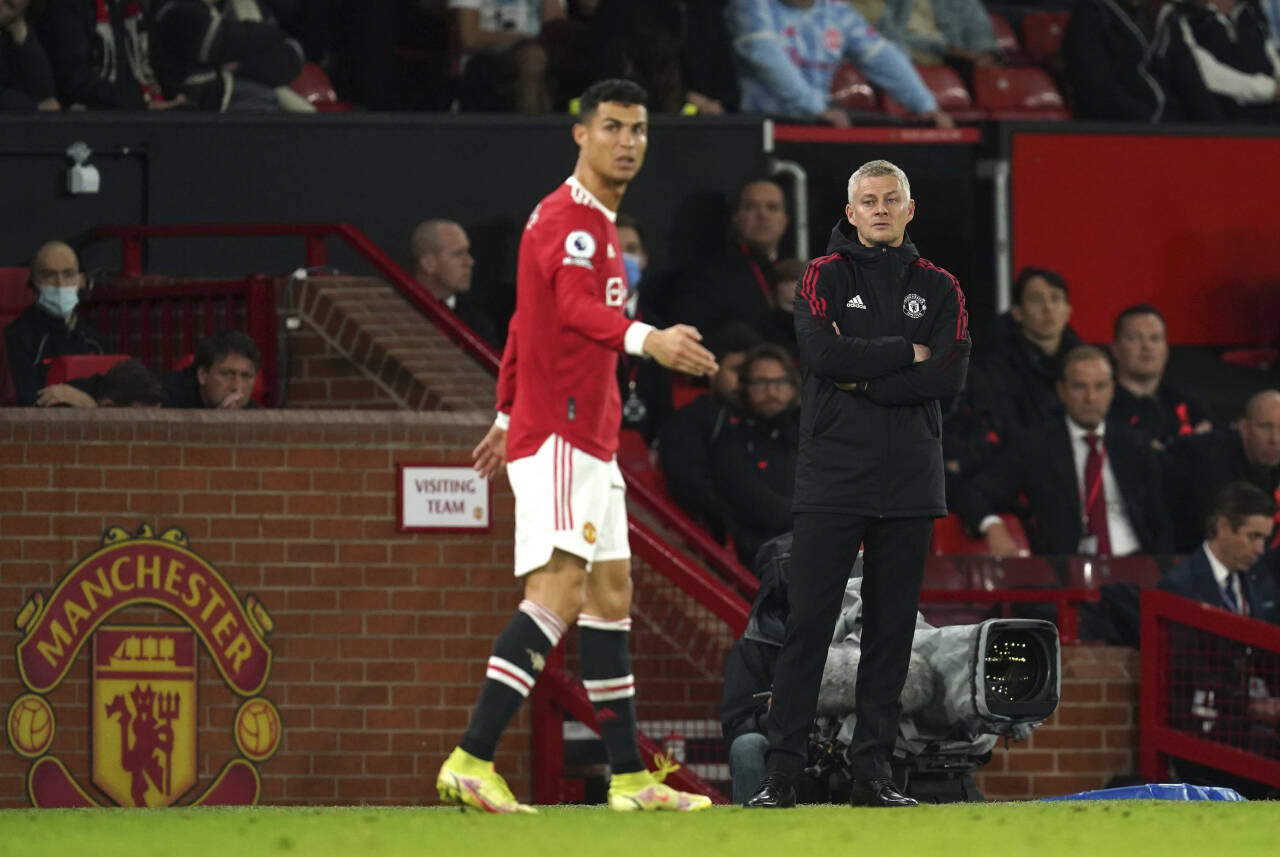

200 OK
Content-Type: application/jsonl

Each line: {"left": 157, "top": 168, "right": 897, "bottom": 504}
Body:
{"left": 765, "top": 512, "right": 933, "bottom": 782}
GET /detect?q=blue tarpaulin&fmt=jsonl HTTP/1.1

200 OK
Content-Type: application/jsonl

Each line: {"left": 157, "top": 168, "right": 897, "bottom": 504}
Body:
{"left": 1043, "top": 783, "right": 1246, "bottom": 802}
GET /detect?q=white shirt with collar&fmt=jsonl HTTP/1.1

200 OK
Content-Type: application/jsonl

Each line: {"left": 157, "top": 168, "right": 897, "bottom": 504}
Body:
{"left": 1065, "top": 416, "right": 1140, "bottom": 557}
{"left": 1203, "top": 540, "right": 1246, "bottom": 612}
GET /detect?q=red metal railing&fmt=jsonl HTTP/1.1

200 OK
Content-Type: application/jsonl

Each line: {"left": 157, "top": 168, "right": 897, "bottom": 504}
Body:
{"left": 86, "top": 275, "right": 278, "bottom": 406}
{"left": 92, "top": 223, "right": 753, "bottom": 591}
{"left": 1139, "top": 588, "right": 1280, "bottom": 790}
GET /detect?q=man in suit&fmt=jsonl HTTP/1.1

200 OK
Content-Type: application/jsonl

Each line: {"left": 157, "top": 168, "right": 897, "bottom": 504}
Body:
{"left": 955, "top": 344, "right": 1173, "bottom": 557}
{"left": 1157, "top": 480, "right": 1280, "bottom": 796}
{"left": 410, "top": 219, "right": 501, "bottom": 348}
{"left": 1167, "top": 390, "right": 1280, "bottom": 552}
{"left": 1159, "top": 480, "right": 1280, "bottom": 624}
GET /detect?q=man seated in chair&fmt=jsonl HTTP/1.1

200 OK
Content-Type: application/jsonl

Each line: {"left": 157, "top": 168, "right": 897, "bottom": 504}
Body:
{"left": 3, "top": 240, "right": 111, "bottom": 406}
{"left": 164, "top": 330, "right": 261, "bottom": 409}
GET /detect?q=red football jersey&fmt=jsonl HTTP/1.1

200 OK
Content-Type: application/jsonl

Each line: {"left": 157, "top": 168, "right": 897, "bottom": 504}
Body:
{"left": 497, "top": 177, "right": 653, "bottom": 462}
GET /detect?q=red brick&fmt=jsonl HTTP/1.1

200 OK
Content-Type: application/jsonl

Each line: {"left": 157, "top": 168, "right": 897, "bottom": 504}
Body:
{"left": 338, "top": 495, "right": 389, "bottom": 517}
{"left": 2, "top": 466, "right": 49, "bottom": 488}
{"left": 183, "top": 447, "right": 235, "bottom": 468}
{"left": 1030, "top": 774, "right": 1107, "bottom": 797}
{"left": 338, "top": 543, "right": 387, "bottom": 564}
{"left": 235, "top": 493, "right": 284, "bottom": 515}
{"left": 263, "top": 471, "right": 311, "bottom": 491}
{"left": 1028, "top": 729, "right": 1105, "bottom": 751}
{"left": 339, "top": 589, "right": 387, "bottom": 611}
{"left": 314, "top": 708, "right": 364, "bottom": 730}
{"left": 77, "top": 446, "right": 129, "bottom": 466}
{"left": 339, "top": 685, "right": 389, "bottom": 707}
{"left": 340, "top": 638, "right": 390, "bottom": 660}
{"left": 443, "top": 589, "right": 494, "bottom": 612}
{"left": 312, "top": 754, "right": 366, "bottom": 776}
{"left": 103, "top": 469, "right": 157, "bottom": 491}
{"left": 1055, "top": 750, "right": 1133, "bottom": 773}
{"left": 287, "top": 448, "right": 337, "bottom": 469}
{"left": 236, "top": 448, "right": 287, "bottom": 469}
{"left": 285, "top": 542, "right": 335, "bottom": 563}
{"left": 974, "top": 774, "right": 1030, "bottom": 797}
{"left": 287, "top": 494, "right": 337, "bottom": 516}
{"left": 340, "top": 731, "right": 390, "bottom": 752}
{"left": 442, "top": 542, "right": 495, "bottom": 564}
{"left": 234, "top": 542, "right": 285, "bottom": 563}
{"left": 1003, "top": 751, "right": 1057, "bottom": 773}
{"left": 1054, "top": 704, "right": 1130, "bottom": 727}
{"left": 130, "top": 445, "right": 182, "bottom": 467}
{"left": 23, "top": 491, "right": 75, "bottom": 513}
{"left": 210, "top": 470, "right": 261, "bottom": 491}
{"left": 182, "top": 494, "right": 232, "bottom": 514}
{"left": 158, "top": 470, "right": 208, "bottom": 491}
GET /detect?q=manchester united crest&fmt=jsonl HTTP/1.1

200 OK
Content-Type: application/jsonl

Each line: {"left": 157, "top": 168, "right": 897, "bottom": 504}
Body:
{"left": 902, "top": 293, "right": 927, "bottom": 319}
{"left": 4, "top": 524, "right": 280, "bottom": 807}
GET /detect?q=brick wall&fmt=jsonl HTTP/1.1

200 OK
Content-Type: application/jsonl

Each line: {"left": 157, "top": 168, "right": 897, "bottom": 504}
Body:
{"left": 974, "top": 646, "right": 1140, "bottom": 801}
{"left": 0, "top": 408, "right": 1143, "bottom": 807}
{"left": 0, "top": 408, "right": 521, "bottom": 808}
{"left": 285, "top": 277, "right": 495, "bottom": 412}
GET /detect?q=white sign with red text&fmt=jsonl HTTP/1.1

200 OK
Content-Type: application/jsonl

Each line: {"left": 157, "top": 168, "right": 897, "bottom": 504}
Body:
{"left": 398, "top": 465, "right": 491, "bottom": 532}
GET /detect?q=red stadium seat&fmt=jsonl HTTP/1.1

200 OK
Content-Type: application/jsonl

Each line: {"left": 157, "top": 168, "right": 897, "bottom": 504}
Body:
{"left": 881, "top": 65, "right": 985, "bottom": 122}
{"left": 830, "top": 63, "right": 878, "bottom": 112}
{"left": 1066, "top": 555, "right": 1163, "bottom": 589}
{"left": 1221, "top": 348, "right": 1276, "bottom": 370}
{"left": 973, "top": 66, "right": 1070, "bottom": 119}
{"left": 988, "top": 12, "right": 1027, "bottom": 64}
{"left": 42, "top": 354, "right": 131, "bottom": 386}
{"left": 670, "top": 378, "right": 707, "bottom": 411}
{"left": 1022, "top": 12, "right": 1071, "bottom": 64}
{"left": 930, "top": 512, "right": 1030, "bottom": 555}
{"left": 0, "top": 266, "right": 32, "bottom": 330}
{"left": 288, "top": 63, "right": 351, "bottom": 112}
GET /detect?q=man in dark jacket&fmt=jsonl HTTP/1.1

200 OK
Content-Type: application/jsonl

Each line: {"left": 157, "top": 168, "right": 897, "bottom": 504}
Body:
{"left": 712, "top": 343, "right": 800, "bottom": 567}
{"left": 953, "top": 345, "right": 1174, "bottom": 557}
{"left": 1153, "top": 0, "right": 1280, "bottom": 123}
{"left": 745, "top": 159, "right": 970, "bottom": 810}
{"left": 38, "top": 0, "right": 166, "bottom": 109}
{"left": 1064, "top": 0, "right": 1182, "bottom": 121}
{"left": 1, "top": 0, "right": 59, "bottom": 110}
{"left": 163, "top": 329, "right": 260, "bottom": 408}
{"left": 1166, "top": 390, "right": 1280, "bottom": 552}
{"left": 3, "top": 241, "right": 110, "bottom": 406}
{"left": 151, "top": 0, "right": 303, "bottom": 110}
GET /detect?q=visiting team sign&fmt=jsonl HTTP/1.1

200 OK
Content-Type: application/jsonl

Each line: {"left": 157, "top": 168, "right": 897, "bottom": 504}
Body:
{"left": 396, "top": 464, "right": 491, "bottom": 532}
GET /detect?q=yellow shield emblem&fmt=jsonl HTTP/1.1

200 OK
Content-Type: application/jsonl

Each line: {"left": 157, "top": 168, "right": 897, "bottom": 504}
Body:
{"left": 92, "top": 627, "right": 198, "bottom": 807}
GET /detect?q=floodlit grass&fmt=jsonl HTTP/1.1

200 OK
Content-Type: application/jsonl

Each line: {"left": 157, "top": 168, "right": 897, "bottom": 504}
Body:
{"left": 1, "top": 801, "right": 1277, "bottom": 857}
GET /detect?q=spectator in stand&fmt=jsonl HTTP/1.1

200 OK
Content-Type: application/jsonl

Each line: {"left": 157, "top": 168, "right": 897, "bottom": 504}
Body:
{"left": 712, "top": 343, "right": 800, "bottom": 566}
{"left": 450, "top": 0, "right": 590, "bottom": 113}
{"left": 761, "top": 257, "right": 804, "bottom": 352}
{"left": 150, "top": 0, "right": 305, "bottom": 111}
{"left": 659, "top": 321, "right": 760, "bottom": 541}
{"left": 410, "top": 219, "right": 500, "bottom": 349}
{"left": 587, "top": 0, "right": 739, "bottom": 114}
{"left": 1108, "top": 303, "right": 1212, "bottom": 450}
{"left": 1167, "top": 390, "right": 1280, "bottom": 552}
{"left": 614, "top": 213, "right": 673, "bottom": 443}
{"left": 1158, "top": 481, "right": 1280, "bottom": 797}
{"left": 956, "top": 266, "right": 1081, "bottom": 444}
{"left": 95, "top": 358, "right": 164, "bottom": 407}
{"left": 163, "top": 329, "right": 260, "bottom": 408}
{"left": 1160, "top": 481, "right": 1280, "bottom": 623}
{"left": 1, "top": 0, "right": 60, "bottom": 110}
{"left": 724, "top": 0, "right": 954, "bottom": 127}
{"left": 663, "top": 177, "right": 789, "bottom": 338}
{"left": 1063, "top": 0, "right": 1183, "bottom": 121}
{"left": 36, "top": 357, "right": 164, "bottom": 407}
{"left": 38, "top": 0, "right": 177, "bottom": 109}
{"left": 1152, "top": 0, "right": 1280, "bottom": 123}
{"left": 953, "top": 345, "right": 1173, "bottom": 557}
{"left": 862, "top": 0, "right": 1001, "bottom": 68}
{"left": 3, "top": 241, "right": 111, "bottom": 406}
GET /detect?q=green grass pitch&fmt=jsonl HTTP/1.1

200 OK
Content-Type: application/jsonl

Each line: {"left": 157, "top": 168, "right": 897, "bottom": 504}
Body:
{"left": 1, "top": 801, "right": 1276, "bottom": 857}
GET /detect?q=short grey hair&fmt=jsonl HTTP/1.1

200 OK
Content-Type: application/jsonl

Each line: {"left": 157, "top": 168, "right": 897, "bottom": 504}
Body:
{"left": 847, "top": 160, "right": 911, "bottom": 205}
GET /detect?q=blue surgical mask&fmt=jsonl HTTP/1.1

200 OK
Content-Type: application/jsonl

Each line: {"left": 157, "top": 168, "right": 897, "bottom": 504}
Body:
{"left": 622, "top": 253, "right": 644, "bottom": 289}
{"left": 37, "top": 285, "right": 79, "bottom": 318}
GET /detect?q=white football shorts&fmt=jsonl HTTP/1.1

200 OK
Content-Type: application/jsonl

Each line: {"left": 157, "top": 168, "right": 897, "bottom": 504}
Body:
{"left": 505, "top": 433, "right": 630, "bottom": 576}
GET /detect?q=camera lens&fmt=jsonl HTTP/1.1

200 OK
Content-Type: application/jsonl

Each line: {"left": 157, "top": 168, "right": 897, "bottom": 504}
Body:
{"left": 984, "top": 629, "right": 1049, "bottom": 703}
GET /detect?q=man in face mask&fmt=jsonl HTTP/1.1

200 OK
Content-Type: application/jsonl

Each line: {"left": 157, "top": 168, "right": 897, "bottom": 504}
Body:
{"left": 3, "top": 240, "right": 111, "bottom": 405}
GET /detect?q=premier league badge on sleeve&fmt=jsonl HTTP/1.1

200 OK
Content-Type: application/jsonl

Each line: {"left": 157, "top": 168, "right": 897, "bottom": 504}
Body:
{"left": 562, "top": 230, "right": 597, "bottom": 269}
{"left": 903, "top": 293, "right": 926, "bottom": 319}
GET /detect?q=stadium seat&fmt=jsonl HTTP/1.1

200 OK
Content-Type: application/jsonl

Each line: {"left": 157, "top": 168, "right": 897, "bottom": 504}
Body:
{"left": 1066, "top": 555, "right": 1163, "bottom": 589}
{"left": 1022, "top": 12, "right": 1071, "bottom": 65}
{"left": 930, "top": 512, "right": 1030, "bottom": 555}
{"left": 973, "top": 66, "right": 1070, "bottom": 119}
{"left": 881, "top": 65, "right": 985, "bottom": 122}
{"left": 171, "top": 353, "right": 266, "bottom": 405}
{"left": 830, "top": 62, "right": 878, "bottom": 112}
{"left": 288, "top": 63, "right": 350, "bottom": 112}
{"left": 617, "top": 428, "right": 667, "bottom": 494}
{"left": 0, "top": 266, "right": 31, "bottom": 330}
{"left": 670, "top": 378, "right": 707, "bottom": 411}
{"left": 42, "top": 354, "right": 131, "bottom": 386}
{"left": 988, "top": 13, "right": 1027, "bottom": 64}
{"left": 1221, "top": 348, "right": 1276, "bottom": 370}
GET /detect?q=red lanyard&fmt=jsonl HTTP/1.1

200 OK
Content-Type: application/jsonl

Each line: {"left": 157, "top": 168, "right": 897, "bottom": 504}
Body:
{"left": 740, "top": 244, "right": 774, "bottom": 307}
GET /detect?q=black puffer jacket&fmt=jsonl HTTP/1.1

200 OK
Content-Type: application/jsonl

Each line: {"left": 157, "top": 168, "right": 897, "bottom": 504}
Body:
{"left": 792, "top": 220, "right": 970, "bottom": 517}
